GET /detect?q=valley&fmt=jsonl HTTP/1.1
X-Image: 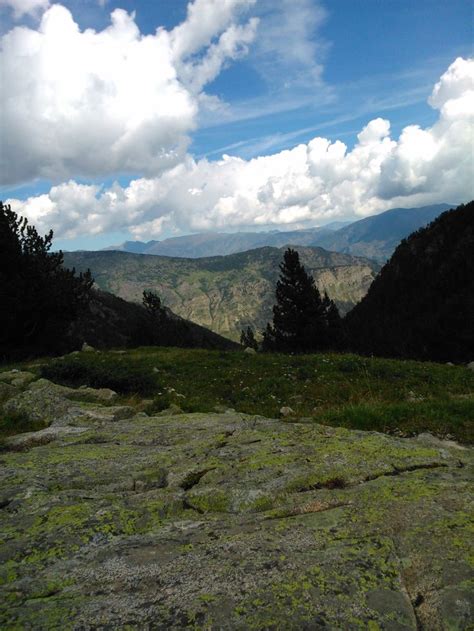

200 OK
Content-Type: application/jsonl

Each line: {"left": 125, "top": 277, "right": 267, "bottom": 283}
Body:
{"left": 64, "top": 246, "right": 379, "bottom": 341}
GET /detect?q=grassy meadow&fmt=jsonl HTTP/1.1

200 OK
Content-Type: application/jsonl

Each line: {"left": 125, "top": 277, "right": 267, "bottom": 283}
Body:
{"left": 1, "top": 347, "right": 473, "bottom": 444}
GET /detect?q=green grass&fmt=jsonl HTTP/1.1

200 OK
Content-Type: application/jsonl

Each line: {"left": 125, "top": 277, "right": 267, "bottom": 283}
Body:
{"left": 317, "top": 399, "right": 474, "bottom": 443}
{"left": 2, "top": 348, "right": 473, "bottom": 443}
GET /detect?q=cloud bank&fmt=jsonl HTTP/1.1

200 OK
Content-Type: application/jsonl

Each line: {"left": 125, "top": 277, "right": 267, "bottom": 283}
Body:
{"left": 2, "top": 0, "right": 472, "bottom": 241}
{"left": 9, "top": 56, "right": 473, "bottom": 240}
{"left": 0, "top": 1, "right": 257, "bottom": 185}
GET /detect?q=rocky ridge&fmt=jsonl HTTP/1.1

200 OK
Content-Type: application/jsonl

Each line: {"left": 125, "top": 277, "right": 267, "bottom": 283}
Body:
{"left": 0, "top": 372, "right": 473, "bottom": 629}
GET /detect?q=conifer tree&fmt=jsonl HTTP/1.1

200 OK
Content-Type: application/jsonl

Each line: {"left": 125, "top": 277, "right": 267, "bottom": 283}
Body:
{"left": 240, "top": 326, "right": 258, "bottom": 350}
{"left": 143, "top": 290, "right": 163, "bottom": 318}
{"left": 142, "top": 290, "right": 165, "bottom": 344}
{"left": 262, "top": 248, "right": 339, "bottom": 352}
{"left": 322, "top": 291, "right": 344, "bottom": 349}
{"left": 0, "top": 202, "right": 93, "bottom": 358}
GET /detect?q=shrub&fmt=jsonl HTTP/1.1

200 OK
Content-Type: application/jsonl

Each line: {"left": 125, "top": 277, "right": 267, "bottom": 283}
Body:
{"left": 41, "top": 357, "right": 157, "bottom": 395}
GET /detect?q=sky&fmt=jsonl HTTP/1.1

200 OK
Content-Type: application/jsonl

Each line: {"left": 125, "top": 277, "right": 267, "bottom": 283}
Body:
{"left": 0, "top": 0, "right": 473, "bottom": 250}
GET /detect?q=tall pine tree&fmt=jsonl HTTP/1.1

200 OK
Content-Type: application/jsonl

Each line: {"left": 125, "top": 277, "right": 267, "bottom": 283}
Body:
{"left": 262, "top": 248, "right": 341, "bottom": 352}
{"left": 0, "top": 202, "right": 93, "bottom": 359}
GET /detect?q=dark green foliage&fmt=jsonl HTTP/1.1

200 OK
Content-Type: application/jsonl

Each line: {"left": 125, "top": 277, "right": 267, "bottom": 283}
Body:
{"left": 142, "top": 290, "right": 165, "bottom": 345}
{"left": 345, "top": 201, "right": 474, "bottom": 361}
{"left": 322, "top": 291, "right": 344, "bottom": 350}
{"left": 41, "top": 356, "right": 158, "bottom": 395}
{"left": 240, "top": 326, "right": 258, "bottom": 350}
{"left": 262, "top": 248, "right": 342, "bottom": 352}
{"left": 0, "top": 202, "right": 93, "bottom": 359}
{"left": 143, "top": 290, "right": 163, "bottom": 317}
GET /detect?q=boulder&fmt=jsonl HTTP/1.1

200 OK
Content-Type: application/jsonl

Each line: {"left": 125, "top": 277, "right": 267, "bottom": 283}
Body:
{"left": 244, "top": 347, "right": 257, "bottom": 354}
{"left": 157, "top": 404, "right": 184, "bottom": 416}
{"left": 4, "top": 379, "right": 123, "bottom": 426}
{"left": 0, "top": 370, "right": 36, "bottom": 387}
{"left": 280, "top": 405, "right": 295, "bottom": 417}
{"left": 81, "top": 343, "right": 95, "bottom": 352}
{"left": 3, "top": 386, "right": 72, "bottom": 425}
{"left": 78, "top": 405, "right": 135, "bottom": 423}
{"left": 30, "top": 379, "right": 117, "bottom": 403}
{"left": 0, "top": 381, "right": 17, "bottom": 402}
{"left": 5, "top": 426, "right": 87, "bottom": 451}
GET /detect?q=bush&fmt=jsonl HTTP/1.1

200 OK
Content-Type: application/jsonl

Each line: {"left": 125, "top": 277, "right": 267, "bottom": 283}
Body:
{"left": 41, "top": 357, "right": 158, "bottom": 395}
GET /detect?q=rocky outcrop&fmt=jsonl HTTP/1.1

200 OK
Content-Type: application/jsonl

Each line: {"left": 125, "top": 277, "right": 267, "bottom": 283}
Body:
{"left": 0, "top": 378, "right": 472, "bottom": 629}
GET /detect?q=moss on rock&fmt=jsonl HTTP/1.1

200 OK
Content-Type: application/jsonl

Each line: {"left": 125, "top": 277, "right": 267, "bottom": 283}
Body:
{"left": 0, "top": 404, "right": 472, "bottom": 629}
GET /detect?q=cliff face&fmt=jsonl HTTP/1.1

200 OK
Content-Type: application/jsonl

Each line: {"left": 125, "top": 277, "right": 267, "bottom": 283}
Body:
{"left": 64, "top": 246, "right": 379, "bottom": 340}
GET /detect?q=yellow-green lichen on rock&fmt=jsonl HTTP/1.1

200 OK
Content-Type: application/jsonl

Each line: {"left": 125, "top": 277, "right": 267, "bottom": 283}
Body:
{"left": 0, "top": 379, "right": 473, "bottom": 629}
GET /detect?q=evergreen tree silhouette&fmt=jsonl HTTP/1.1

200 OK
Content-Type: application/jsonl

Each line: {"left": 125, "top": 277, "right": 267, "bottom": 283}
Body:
{"left": 142, "top": 290, "right": 165, "bottom": 344}
{"left": 263, "top": 248, "right": 340, "bottom": 352}
{"left": 0, "top": 202, "right": 93, "bottom": 359}
{"left": 240, "top": 326, "right": 258, "bottom": 350}
{"left": 322, "top": 291, "right": 344, "bottom": 349}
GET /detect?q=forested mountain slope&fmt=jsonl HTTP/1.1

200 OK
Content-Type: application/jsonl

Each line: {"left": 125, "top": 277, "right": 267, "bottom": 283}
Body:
{"left": 67, "top": 289, "right": 238, "bottom": 351}
{"left": 345, "top": 201, "right": 474, "bottom": 361}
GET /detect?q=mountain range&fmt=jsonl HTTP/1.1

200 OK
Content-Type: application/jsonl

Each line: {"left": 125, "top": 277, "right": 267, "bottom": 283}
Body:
{"left": 313, "top": 203, "right": 452, "bottom": 262}
{"left": 105, "top": 204, "right": 452, "bottom": 262}
{"left": 104, "top": 221, "right": 351, "bottom": 258}
{"left": 64, "top": 246, "right": 379, "bottom": 341}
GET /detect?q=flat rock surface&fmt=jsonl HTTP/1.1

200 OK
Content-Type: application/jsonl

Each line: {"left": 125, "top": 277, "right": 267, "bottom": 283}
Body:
{"left": 0, "top": 410, "right": 472, "bottom": 629}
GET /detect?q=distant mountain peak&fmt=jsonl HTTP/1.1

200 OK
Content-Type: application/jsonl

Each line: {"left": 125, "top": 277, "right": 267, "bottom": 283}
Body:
{"left": 98, "top": 204, "right": 453, "bottom": 261}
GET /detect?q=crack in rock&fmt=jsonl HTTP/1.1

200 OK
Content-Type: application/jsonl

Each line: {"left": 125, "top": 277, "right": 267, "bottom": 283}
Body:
{"left": 363, "top": 461, "right": 448, "bottom": 483}
{"left": 180, "top": 468, "right": 216, "bottom": 491}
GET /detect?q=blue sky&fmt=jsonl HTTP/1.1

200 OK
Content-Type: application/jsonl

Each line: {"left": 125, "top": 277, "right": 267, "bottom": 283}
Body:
{"left": 0, "top": 0, "right": 472, "bottom": 249}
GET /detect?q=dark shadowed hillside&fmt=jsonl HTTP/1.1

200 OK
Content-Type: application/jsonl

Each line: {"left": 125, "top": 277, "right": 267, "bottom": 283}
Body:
{"left": 67, "top": 289, "right": 238, "bottom": 351}
{"left": 345, "top": 201, "right": 474, "bottom": 361}
{"left": 312, "top": 203, "right": 452, "bottom": 261}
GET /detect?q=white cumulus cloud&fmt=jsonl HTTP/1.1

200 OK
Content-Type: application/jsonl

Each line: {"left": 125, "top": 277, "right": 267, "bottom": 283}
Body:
{"left": 0, "top": 1, "right": 258, "bottom": 185}
{"left": 7, "top": 56, "right": 474, "bottom": 240}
